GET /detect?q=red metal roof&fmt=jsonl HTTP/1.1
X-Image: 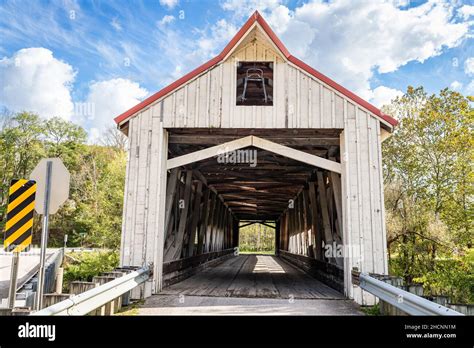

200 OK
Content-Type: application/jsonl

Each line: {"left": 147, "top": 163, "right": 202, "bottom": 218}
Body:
{"left": 114, "top": 11, "right": 398, "bottom": 127}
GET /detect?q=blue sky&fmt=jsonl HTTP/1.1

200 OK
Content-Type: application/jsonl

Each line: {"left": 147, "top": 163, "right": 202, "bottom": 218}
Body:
{"left": 0, "top": 0, "right": 473, "bottom": 140}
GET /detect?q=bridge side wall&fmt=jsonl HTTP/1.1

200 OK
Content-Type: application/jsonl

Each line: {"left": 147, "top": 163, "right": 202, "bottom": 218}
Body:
{"left": 277, "top": 105, "right": 388, "bottom": 305}
{"left": 341, "top": 104, "right": 388, "bottom": 305}
{"left": 119, "top": 112, "right": 235, "bottom": 297}
{"left": 119, "top": 110, "right": 168, "bottom": 297}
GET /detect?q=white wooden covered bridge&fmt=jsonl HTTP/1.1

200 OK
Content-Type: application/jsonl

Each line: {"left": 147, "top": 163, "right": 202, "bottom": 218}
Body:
{"left": 114, "top": 11, "right": 398, "bottom": 307}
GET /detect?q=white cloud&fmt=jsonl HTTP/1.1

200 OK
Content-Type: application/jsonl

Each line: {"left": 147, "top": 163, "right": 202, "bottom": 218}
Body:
{"left": 159, "top": 0, "right": 178, "bottom": 10}
{"left": 458, "top": 4, "right": 474, "bottom": 20}
{"left": 196, "top": 19, "right": 237, "bottom": 57}
{"left": 111, "top": 18, "right": 122, "bottom": 31}
{"left": 464, "top": 57, "right": 474, "bottom": 76}
{"left": 158, "top": 15, "right": 175, "bottom": 27}
{"left": 244, "top": 0, "right": 470, "bottom": 99}
{"left": 222, "top": 0, "right": 282, "bottom": 17}
{"left": 466, "top": 80, "right": 474, "bottom": 95}
{"left": 0, "top": 47, "right": 75, "bottom": 119}
{"left": 266, "top": 5, "right": 292, "bottom": 34}
{"left": 88, "top": 127, "right": 101, "bottom": 144}
{"left": 450, "top": 80, "right": 463, "bottom": 90}
{"left": 369, "top": 86, "right": 403, "bottom": 108}
{"left": 84, "top": 78, "right": 148, "bottom": 137}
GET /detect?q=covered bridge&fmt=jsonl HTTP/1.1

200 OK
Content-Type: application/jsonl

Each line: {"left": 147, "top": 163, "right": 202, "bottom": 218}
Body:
{"left": 114, "top": 11, "right": 397, "bottom": 306}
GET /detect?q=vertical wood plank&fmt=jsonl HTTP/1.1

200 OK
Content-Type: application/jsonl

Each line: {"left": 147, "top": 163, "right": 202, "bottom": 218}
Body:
{"left": 186, "top": 181, "right": 203, "bottom": 257}
{"left": 164, "top": 170, "right": 193, "bottom": 261}
{"left": 308, "top": 182, "right": 322, "bottom": 260}
{"left": 197, "top": 188, "right": 211, "bottom": 254}
{"left": 152, "top": 124, "right": 168, "bottom": 293}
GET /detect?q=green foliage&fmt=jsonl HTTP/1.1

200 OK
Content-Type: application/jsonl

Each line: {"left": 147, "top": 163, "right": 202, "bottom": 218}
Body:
{"left": 412, "top": 254, "right": 474, "bottom": 303}
{"left": 66, "top": 146, "right": 126, "bottom": 249}
{"left": 63, "top": 251, "right": 119, "bottom": 287}
{"left": 383, "top": 86, "right": 473, "bottom": 303}
{"left": 239, "top": 223, "right": 275, "bottom": 253}
{"left": 0, "top": 112, "right": 126, "bottom": 249}
{"left": 360, "top": 303, "right": 381, "bottom": 316}
{"left": 0, "top": 112, "right": 46, "bottom": 232}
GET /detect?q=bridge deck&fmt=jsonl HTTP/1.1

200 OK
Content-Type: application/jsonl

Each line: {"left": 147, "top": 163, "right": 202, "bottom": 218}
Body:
{"left": 160, "top": 254, "right": 344, "bottom": 299}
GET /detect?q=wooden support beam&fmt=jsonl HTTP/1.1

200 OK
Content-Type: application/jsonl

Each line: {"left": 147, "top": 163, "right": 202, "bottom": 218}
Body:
{"left": 186, "top": 181, "right": 203, "bottom": 257}
{"left": 164, "top": 168, "right": 180, "bottom": 241}
{"left": 239, "top": 221, "right": 257, "bottom": 228}
{"left": 329, "top": 169, "right": 343, "bottom": 242}
{"left": 317, "top": 172, "right": 343, "bottom": 267}
{"left": 302, "top": 188, "right": 310, "bottom": 256}
{"left": 206, "top": 193, "right": 217, "bottom": 252}
{"left": 167, "top": 136, "right": 252, "bottom": 169}
{"left": 164, "top": 170, "right": 193, "bottom": 261}
{"left": 317, "top": 172, "right": 333, "bottom": 245}
{"left": 275, "top": 220, "right": 281, "bottom": 255}
{"left": 168, "top": 135, "right": 341, "bottom": 173}
{"left": 151, "top": 125, "right": 168, "bottom": 294}
{"left": 197, "top": 188, "right": 210, "bottom": 255}
{"left": 168, "top": 134, "right": 340, "bottom": 146}
{"left": 232, "top": 218, "right": 239, "bottom": 248}
{"left": 308, "top": 181, "right": 322, "bottom": 260}
{"left": 252, "top": 136, "right": 342, "bottom": 174}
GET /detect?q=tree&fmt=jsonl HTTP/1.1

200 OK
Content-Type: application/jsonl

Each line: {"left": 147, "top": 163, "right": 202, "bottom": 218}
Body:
{"left": 0, "top": 112, "right": 126, "bottom": 249}
{"left": 100, "top": 126, "right": 128, "bottom": 151}
{"left": 0, "top": 112, "right": 45, "bottom": 231}
{"left": 382, "top": 86, "right": 473, "bottom": 297}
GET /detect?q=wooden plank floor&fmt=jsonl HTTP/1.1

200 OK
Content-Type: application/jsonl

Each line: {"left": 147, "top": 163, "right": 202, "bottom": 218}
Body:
{"left": 161, "top": 254, "right": 344, "bottom": 299}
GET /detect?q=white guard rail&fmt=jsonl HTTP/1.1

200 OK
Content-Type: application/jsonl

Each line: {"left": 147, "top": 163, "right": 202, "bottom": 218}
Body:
{"left": 358, "top": 272, "right": 463, "bottom": 316}
{"left": 32, "top": 267, "right": 149, "bottom": 316}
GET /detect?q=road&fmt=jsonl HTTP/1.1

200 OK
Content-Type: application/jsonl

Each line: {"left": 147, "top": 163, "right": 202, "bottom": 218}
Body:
{"left": 139, "top": 255, "right": 363, "bottom": 315}
{"left": 0, "top": 248, "right": 56, "bottom": 301}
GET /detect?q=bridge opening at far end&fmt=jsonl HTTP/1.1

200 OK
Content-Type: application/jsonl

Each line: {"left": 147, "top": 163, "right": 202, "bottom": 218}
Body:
{"left": 238, "top": 221, "right": 276, "bottom": 255}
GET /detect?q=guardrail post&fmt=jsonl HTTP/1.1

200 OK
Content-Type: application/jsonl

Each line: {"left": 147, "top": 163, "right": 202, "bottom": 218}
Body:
{"left": 43, "top": 294, "right": 73, "bottom": 308}
{"left": 31, "top": 267, "right": 150, "bottom": 316}
{"left": 101, "top": 271, "right": 127, "bottom": 311}
{"left": 55, "top": 268, "right": 64, "bottom": 294}
{"left": 92, "top": 276, "right": 116, "bottom": 315}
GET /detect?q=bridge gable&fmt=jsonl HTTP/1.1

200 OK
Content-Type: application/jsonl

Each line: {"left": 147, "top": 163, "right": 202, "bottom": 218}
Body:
{"left": 115, "top": 11, "right": 396, "bottom": 131}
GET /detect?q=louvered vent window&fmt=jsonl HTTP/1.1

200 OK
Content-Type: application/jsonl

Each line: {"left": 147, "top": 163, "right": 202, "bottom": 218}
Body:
{"left": 236, "top": 62, "right": 273, "bottom": 106}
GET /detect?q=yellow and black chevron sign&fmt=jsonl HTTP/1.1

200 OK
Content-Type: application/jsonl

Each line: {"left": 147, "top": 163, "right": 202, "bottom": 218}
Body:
{"left": 4, "top": 179, "right": 36, "bottom": 252}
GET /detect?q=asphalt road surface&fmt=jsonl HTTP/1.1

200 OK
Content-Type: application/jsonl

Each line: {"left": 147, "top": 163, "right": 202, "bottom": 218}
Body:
{"left": 0, "top": 248, "right": 56, "bottom": 302}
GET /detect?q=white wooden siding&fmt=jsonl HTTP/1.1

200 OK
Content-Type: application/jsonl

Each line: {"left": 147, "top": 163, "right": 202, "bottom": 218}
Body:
{"left": 137, "top": 38, "right": 352, "bottom": 129}
{"left": 340, "top": 104, "right": 388, "bottom": 306}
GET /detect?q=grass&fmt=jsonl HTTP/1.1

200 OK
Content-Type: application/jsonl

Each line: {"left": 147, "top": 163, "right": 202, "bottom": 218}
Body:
{"left": 115, "top": 300, "right": 145, "bottom": 316}
{"left": 360, "top": 303, "right": 381, "bottom": 316}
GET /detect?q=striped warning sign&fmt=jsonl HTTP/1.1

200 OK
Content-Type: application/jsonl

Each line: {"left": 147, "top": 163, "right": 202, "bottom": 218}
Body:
{"left": 4, "top": 179, "right": 36, "bottom": 252}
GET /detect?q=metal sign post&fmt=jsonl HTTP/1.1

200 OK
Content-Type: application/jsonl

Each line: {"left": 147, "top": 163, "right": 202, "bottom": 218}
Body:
{"left": 7, "top": 252, "right": 20, "bottom": 309}
{"left": 34, "top": 160, "right": 52, "bottom": 311}
{"left": 30, "top": 158, "right": 70, "bottom": 311}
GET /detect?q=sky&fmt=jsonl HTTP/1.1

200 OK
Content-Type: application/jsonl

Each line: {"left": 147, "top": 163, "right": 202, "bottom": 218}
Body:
{"left": 0, "top": 0, "right": 473, "bottom": 141}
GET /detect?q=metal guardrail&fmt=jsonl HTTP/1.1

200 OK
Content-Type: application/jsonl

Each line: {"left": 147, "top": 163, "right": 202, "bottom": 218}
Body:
{"left": 42, "top": 249, "right": 64, "bottom": 295}
{"left": 356, "top": 271, "right": 463, "bottom": 316}
{"left": 31, "top": 267, "right": 150, "bottom": 316}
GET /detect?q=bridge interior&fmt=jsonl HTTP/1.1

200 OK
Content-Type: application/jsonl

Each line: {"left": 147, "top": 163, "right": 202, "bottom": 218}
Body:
{"left": 161, "top": 128, "right": 345, "bottom": 301}
{"left": 162, "top": 254, "right": 343, "bottom": 299}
